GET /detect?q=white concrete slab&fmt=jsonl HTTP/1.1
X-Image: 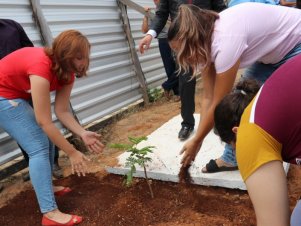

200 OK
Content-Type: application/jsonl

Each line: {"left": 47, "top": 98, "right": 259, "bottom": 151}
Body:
{"left": 107, "top": 114, "right": 289, "bottom": 190}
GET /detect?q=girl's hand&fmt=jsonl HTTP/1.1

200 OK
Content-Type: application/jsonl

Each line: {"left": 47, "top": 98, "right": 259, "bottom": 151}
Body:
{"left": 180, "top": 139, "right": 203, "bottom": 167}
{"left": 81, "top": 130, "right": 104, "bottom": 154}
{"left": 69, "top": 150, "right": 90, "bottom": 176}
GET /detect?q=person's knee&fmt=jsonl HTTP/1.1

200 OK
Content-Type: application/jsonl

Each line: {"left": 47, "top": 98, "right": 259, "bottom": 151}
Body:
{"left": 23, "top": 137, "right": 50, "bottom": 159}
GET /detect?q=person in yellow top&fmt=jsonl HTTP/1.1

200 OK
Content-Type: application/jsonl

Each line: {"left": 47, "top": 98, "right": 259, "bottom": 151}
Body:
{"left": 213, "top": 54, "right": 301, "bottom": 226}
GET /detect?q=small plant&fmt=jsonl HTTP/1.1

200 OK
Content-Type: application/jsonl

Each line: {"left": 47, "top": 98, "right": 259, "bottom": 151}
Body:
{"left": 110, "top": 136, "right": 155, "bottom": 198}
{"left": 147, "top": 87, "right": 162, "bottom": 102}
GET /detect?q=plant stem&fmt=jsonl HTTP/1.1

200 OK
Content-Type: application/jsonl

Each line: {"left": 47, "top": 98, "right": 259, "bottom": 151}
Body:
{"left": 143, "top": 164, "right": 154, "bottom": 199}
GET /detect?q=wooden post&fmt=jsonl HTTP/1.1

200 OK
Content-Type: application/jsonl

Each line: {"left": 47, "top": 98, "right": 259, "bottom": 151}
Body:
{"left": 29, "top": 0, "right": 53, "bottom": 46}
{"left": 118, "top": 0, "right": 167, "bottom": 24}
{"left": 117, "top": 0, "right": 150, "bottom": 105}
{"left": 118, "top": 0, "right": 155, "bottom": 19}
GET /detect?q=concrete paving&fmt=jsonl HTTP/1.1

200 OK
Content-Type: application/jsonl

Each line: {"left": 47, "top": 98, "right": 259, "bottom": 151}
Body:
{"left": 107, "top": 114, "right": 289, "bottom": 190}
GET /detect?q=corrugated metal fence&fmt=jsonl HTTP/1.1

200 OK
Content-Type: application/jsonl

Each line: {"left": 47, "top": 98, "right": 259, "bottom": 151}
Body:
{"left": 0, "top": 0, "right": 166, "bottom": 166}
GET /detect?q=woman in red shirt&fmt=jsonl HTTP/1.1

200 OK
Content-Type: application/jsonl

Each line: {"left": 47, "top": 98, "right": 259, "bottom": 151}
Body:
{"left": 0, "top": 30, "right": 104, "bottom": 225}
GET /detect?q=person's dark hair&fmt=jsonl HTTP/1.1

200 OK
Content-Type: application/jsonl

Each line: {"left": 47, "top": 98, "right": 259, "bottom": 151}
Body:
{"left": 44, "top": 30, "right": 90, "bottom": 83}
{"left": 167, "top": 4, "right": 219, "bottom": 76}
{"left": 214, "top": 79, "right": 261, "bottom": 143}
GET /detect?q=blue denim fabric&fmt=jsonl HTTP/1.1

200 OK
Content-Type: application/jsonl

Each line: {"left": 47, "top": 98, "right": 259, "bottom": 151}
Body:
{"left": 243, "top": 42, "right": 301, "bottom": 84}
{"left": 0, "top": 97, "right": 57, "bottom": 213}
{"left": 220, "top": 143, "right": 237, "bottom": 165}
{"left": 228, "top": 0, "right": 277, "bottom": 8}
{"left": 220, "top": 43, "right": 301, "bottom": 166}
{"left": 291, "top": 200, "right": 301, "bottom": 226}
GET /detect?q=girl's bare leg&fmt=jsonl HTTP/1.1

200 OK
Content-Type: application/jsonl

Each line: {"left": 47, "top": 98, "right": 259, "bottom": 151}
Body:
{"left": 245, "top": 161, "right": 290, "bottom": 226}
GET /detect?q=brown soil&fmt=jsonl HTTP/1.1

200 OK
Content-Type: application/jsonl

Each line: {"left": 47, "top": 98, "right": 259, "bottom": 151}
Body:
{"left": 0, "top": 81, "right": 300, "bottom": 226}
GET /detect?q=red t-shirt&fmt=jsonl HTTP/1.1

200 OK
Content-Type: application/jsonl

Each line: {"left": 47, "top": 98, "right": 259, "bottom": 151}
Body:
{"left": 0, "top": 47, "right": 74, "bottom": 99}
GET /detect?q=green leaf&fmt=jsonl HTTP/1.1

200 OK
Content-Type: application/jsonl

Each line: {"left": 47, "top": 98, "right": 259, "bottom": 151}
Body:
{"left": 109, "top": 143, "right": 132, "bottom": 150}
{"left": 128, "top": 136, "right": 147, "bottom": 144}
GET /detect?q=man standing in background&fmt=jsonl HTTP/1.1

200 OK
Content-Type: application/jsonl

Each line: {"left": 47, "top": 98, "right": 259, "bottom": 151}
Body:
{"left": 138, "top": 0, "right": 227, "bottom": 141}
{"left": 141, "top": 0, "right": 180, "bottom": 102}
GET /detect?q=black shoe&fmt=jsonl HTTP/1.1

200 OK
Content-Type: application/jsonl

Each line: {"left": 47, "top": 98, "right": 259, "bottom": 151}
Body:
{"left": 178, "top": 126, "right": 194, "bottom": 141}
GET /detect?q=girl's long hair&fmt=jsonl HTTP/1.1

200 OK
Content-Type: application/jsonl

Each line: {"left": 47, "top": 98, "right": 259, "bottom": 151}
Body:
{"left": 214, "top": 79, "right": 261, "bottom": 144}
{"left": 167, "top": 4, "right": 219, "bottom": 76}
{"left": 44, "top": 30, "right": 90, "bottom": 83}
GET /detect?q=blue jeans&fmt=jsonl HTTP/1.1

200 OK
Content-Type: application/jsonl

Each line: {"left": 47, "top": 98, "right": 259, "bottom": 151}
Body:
{"left": 0, "top": 97, "right": 57, "bottom": 213}
{"left": 221, "top": 43, "right": 301, "bottom": 166}
{"left": 291, "top": 200, "right": 301, "bottom": 226}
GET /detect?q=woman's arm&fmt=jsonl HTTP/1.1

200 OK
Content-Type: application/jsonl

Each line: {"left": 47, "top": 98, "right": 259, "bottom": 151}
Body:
{"left": 245, "top": 161, "right": 289, "bottom": 225}
{"left": 53, "top": 83, "right": 85, "bottom": 137}
{"left": 181, "top": 60, "right": 240, "bottom": 166}
{"left": 141, "top": 7, "right": 151, "bottom": 34}
{"left": 54, "top": 82, "right": 104, "bottom": 153}
{"left": 30, "top": 75, "right": 103, "bottom": 176}
{"left": 30, "top": 75, "right": 78, "bottom": 156}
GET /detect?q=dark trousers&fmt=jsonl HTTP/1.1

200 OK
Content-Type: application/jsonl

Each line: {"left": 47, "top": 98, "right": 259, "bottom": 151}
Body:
{"left": 158, "top": 38, "right": 179, "bottom": 95}
{"left": 179, "top": 71, "right": 196, "bottom": 128}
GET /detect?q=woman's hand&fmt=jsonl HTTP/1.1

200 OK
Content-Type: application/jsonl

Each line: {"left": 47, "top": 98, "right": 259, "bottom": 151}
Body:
{"left": 69, "top": 150, "right": 90, "bottom": 176}
{"left": 139, "top": 35, "right": 153, "bottom": 54}
{"left": 81, "top": 131, "right": 104, "bottom": 154}
{"left": 180, "top": 138, "right": 203, "bottom": 167}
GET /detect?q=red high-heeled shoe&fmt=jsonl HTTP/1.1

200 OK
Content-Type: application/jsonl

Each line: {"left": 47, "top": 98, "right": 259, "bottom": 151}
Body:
{"left": 54, "top": 187, "right": 72, "bottom": 196}
{"left": 42, "top": 214, "right": 83, "bottom": 226}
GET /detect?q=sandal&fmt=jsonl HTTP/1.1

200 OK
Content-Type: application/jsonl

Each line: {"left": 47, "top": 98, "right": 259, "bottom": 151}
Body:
{"left": 42, "top": 214, "right": 82, "bottom": 226}
{"left": 202, "top": 159, "right": 238, "bottom": 173}
{"left": 54, "top": 187, "right": 72, "bottom": 196}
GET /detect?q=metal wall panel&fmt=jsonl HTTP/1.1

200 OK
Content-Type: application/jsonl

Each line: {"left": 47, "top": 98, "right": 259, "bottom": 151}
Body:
{"left": 128, "top": 0, "right": 167, "bottom": 89}
{"left": 40, "top": 0, "right": 144, "bottom": 126}
{"left": 0, "top": 0, "right": 43, "bottom": 47}
{"left": 0, "top": 0, "right": 165, "bottom": 166}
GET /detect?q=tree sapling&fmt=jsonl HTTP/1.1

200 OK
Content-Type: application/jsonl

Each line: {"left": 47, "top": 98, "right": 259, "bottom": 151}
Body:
{"left": 110, "top": 136, "right": 155, "bottom": 198}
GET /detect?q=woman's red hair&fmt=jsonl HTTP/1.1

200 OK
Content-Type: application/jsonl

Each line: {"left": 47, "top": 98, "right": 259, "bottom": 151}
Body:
{"left": 44, "top": 30, "right": 90, "bottom": 83}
